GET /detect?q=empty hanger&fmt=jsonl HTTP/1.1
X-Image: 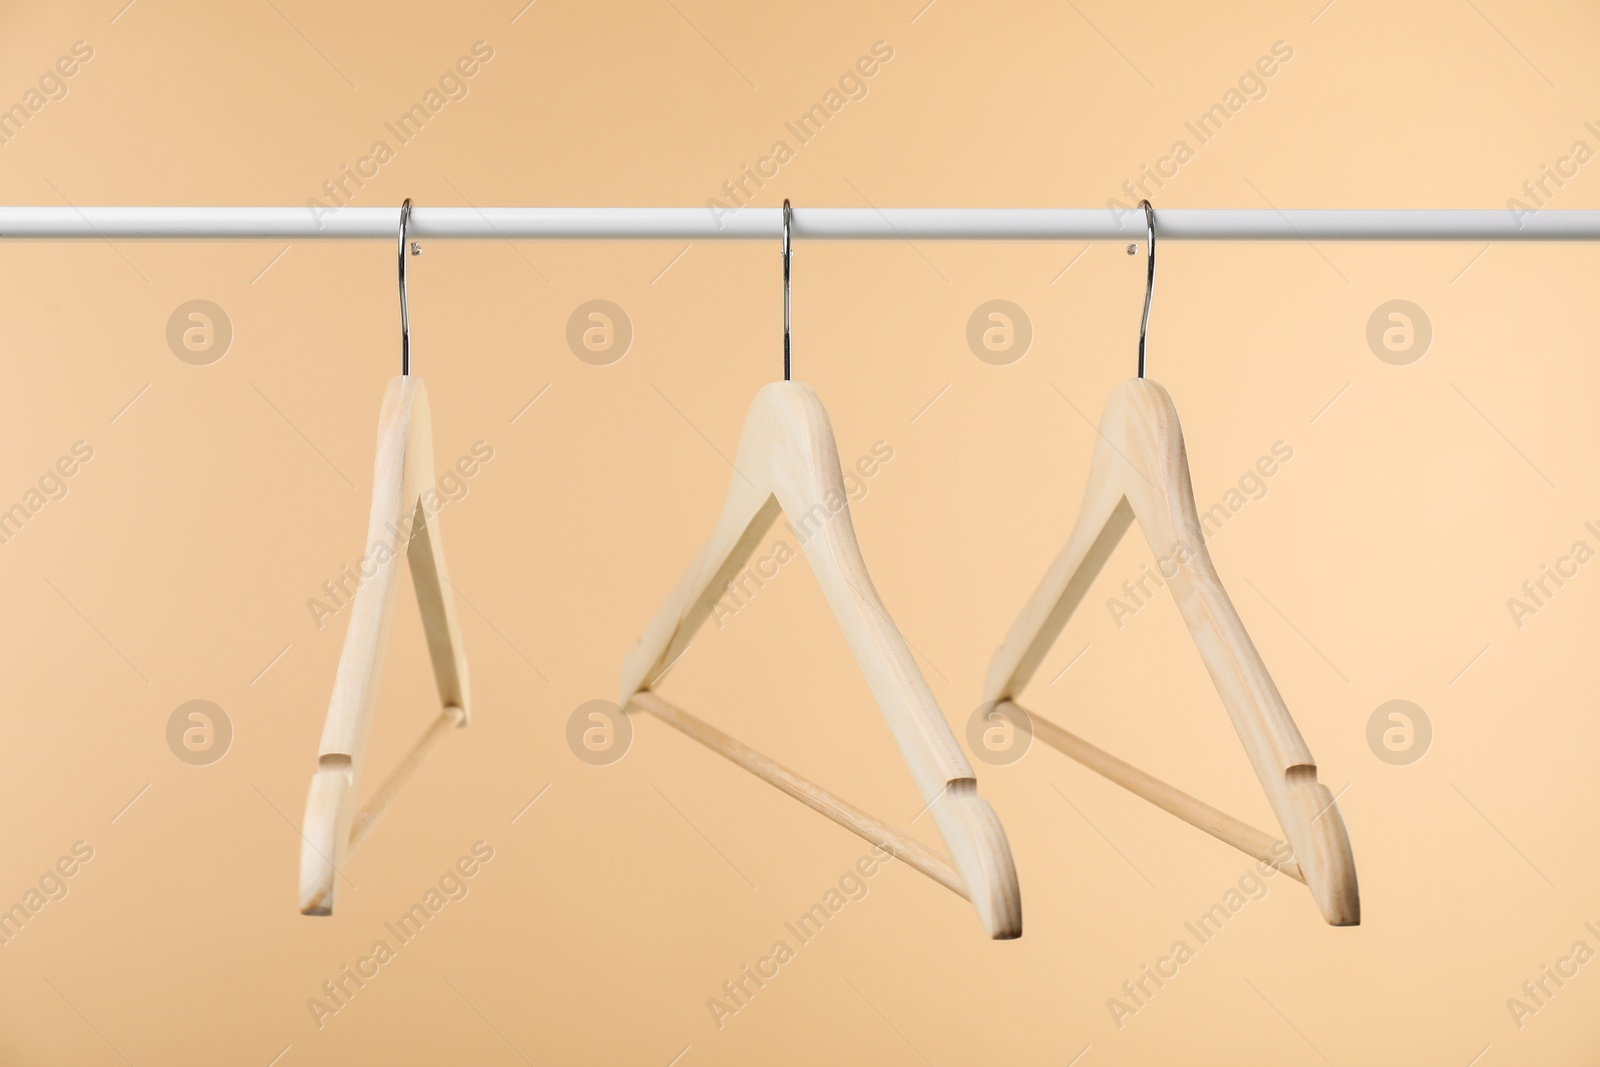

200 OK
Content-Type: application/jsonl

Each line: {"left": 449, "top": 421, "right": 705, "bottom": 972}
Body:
{"left": 621, "top": 202, "right": 1022, "bottom": 939}
{"left": 298, "top": 200, "right": 472, "bottom": 915}
{"left": 983, "top": 201, "right": 1358, "bottom": 925}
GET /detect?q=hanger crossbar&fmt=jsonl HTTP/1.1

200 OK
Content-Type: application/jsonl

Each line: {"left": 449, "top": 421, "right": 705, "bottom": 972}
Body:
{"left": 1002, "top": 700, "right": 1304, "bottom": 883}
{"left": 346, "top": 704, "right": 466, "bottom": 855}
{"left": 3, "top": 207, "right": 1598, "bottom": 241}
{"left": 628, "top": 691, "right": 968, "bottom": 900}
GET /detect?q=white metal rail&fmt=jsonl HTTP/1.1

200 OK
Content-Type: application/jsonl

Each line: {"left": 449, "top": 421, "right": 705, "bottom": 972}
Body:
{"left": 0, "top": 207, "right": 1596, "bottom": 241}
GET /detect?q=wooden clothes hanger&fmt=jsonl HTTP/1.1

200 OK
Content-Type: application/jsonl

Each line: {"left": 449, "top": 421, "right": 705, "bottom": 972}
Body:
{"left": 984, "top": 203, "right": 1358, "bottom": 926}
{"left": 621, "top": 204, "right": 1022, "bottom": 939}
{"left": 299, "top": 202, "right": 470, "bottom": 915}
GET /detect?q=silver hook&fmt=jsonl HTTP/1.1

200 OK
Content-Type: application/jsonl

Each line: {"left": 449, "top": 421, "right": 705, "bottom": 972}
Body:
{"left": 398, "top": 198, "right": 421, "bottom": 375}
{"left": 1135, "top": 199, "right": 1155, "bottom": 379}
{"left": 781, "top": 199, "right": 793, "bottom": 382}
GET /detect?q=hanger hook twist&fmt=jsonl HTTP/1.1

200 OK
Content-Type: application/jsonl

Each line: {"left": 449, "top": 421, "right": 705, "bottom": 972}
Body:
{"left": 781, "top": 199, "right": 793, "bottom": 382}
{"left": 1137, "top": 199, "right": 1155, "bottom": 379}
{"left": 398, "top": 198, "right": 421, "bottom": 376}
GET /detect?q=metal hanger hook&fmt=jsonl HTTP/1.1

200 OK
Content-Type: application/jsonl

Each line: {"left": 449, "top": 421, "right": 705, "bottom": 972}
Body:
{"left": 398, "top": 198, "right": 421, "bottom": 375}
{"left": 781, "top": 199, "right": 793, "bottom": 382}
{"left": 1136, "top": 199, "right": 1155, "bottom": 379}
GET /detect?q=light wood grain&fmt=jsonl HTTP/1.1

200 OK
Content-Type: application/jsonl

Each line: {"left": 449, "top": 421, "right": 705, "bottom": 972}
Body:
{"left": 985, "top": 378, "right": 1357, "bottom": 925}
{"left": 299, "top": 376, "right": 471, "bottom": 916}
{"left": 622, "top": 381, "right": 1021, "bottom": 940}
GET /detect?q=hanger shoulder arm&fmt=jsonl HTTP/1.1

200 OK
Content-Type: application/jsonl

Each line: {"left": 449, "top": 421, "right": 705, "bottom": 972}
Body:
{"left": 317, "top": 376, "right": 422, "bottom": 762}
{"left": 399, "top": 383, "right": 469, "bottom": 721}
{"left": 1119, "top": 380, "right": 1317, "bottom": 773}
{"left": 619, "top": 392, "right": 785, "bottom": 701}
{"left": 983, "top": 387, "right": 1157, "bottom": 702}
{"left": 1133, "top": 504, "right": 1359, "bottom": 922}
{"left": 763, "top": 382, "right": 970, "bottom": 791}
{"left": 762, "top": 383, "right": 1021, "bottom": 938}
{"left": 1120, "top": 379, "right": 1357, "bottom": 924}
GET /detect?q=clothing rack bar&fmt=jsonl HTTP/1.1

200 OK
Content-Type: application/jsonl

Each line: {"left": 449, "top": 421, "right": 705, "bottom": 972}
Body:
{"left": 2, "top": 207, "right": 1597, "bottom": 241}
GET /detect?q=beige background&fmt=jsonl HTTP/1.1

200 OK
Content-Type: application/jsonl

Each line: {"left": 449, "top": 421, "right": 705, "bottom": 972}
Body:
{"left": 1, "top": 0, "right": 1597, "bottom": 1063}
